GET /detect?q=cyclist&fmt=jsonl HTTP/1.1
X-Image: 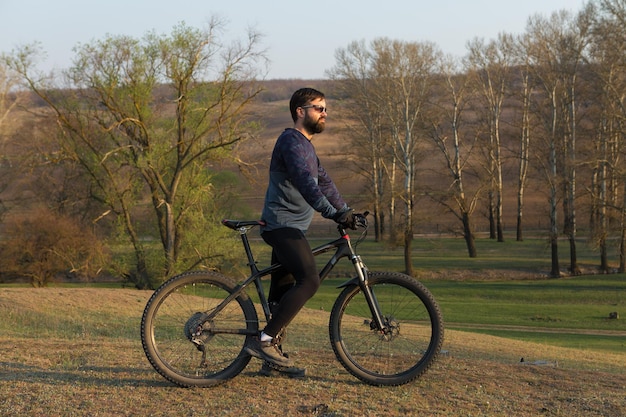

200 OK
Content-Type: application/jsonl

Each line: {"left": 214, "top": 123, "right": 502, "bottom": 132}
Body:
{"left": 245, "top": 87, "right": 357, "bottom": 377}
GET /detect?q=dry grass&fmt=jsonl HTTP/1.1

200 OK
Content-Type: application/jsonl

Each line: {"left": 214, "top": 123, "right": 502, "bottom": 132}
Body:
{"left": 0, "top": 288, "right": 624, "bottom": 417}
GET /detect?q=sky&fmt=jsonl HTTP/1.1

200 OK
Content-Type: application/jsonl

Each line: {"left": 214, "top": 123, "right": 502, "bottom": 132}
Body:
{"left": 0, "top": 0, "right": 585, "bottom": 80}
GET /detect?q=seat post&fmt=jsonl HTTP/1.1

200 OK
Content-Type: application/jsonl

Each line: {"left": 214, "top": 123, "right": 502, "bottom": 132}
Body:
{"left": 237, "top": 227, "right": 259, "bottom": 274}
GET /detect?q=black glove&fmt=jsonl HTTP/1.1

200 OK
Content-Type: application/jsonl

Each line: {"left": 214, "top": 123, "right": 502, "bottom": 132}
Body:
{"left": 353, "top": 212, "right": 368, "bottom": 228}
{"left": 333, "top": 208, "right": 357, "bottom": 230}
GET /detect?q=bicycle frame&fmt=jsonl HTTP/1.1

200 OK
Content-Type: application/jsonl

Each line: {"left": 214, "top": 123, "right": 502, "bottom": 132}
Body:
{"left": 213, "top": 220, "right": 387, "bottom": 334}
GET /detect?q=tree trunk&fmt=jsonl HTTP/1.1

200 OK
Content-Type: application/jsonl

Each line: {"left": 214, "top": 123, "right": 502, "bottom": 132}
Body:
{"left": 516, "top": 68, "right": 531, "bottom": 242}
{"left": 124, "top": 208, "right": 151, "bottom": 289}
{"left": 495, "top": 163, "right": 504, "bottom": 243}
{"left": 598, "top": 128, "right": 609, "bottom": 273}
{"left": 404, "top": 229, "right": 414, "bottom": 276}
{"left": 600, "top": 239, "right": 608, "bottom": 273}
{"left": 619, "top": 183, "right": 626, "bottom": 274}
{"left": 549, "top": 90, "right": 560, "bottom": 278}
{"left": 550, "top": 236, "right": 560, "bottom": 278}
{"left": 389, "top": 156, "right": 397, "bottom": 242}
{"left": 373, "top": 157, "right": 383, "bottom": 242}
{"left": 488, "top": 193, "right": 496, "bottom": 239}
{"left": 374, "top": 208, "right": 383, "bottom": 242}
{"left": 549, "top": 133, "right": 560, "bottom": 278}
{"left": 462, "top": 212, "right": 477, "bottom": 258}
{"left": 568, "top": 237, "right": 579, "bottom": 276}
{"left": 565, "top": 83, "right": 580, "bottom": 275}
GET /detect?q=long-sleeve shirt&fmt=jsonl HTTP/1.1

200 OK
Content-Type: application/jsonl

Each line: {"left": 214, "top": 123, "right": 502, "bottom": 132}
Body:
{"left": 261, "top": 128, "right": 347, "bottom": 232}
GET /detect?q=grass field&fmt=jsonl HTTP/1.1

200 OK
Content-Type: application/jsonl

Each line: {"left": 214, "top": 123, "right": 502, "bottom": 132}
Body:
{"left": 0, "top": 287, "right": 625, "bottom": 417}
{"left": 1, "top": 235, "right": 625, "bottom": 416}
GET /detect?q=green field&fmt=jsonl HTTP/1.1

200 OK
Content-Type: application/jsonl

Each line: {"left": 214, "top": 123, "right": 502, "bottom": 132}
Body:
{"left": 1, "top": 232, "right": 624, "bottom": 417}
{"left": 4, "top": 234, "right": 625, "bottom": 354}
{"left": 272, "top": 235, "right": 626, "bottom": 354}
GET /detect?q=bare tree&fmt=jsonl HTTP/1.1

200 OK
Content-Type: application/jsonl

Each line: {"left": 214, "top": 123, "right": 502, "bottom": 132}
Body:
{"left": 510, "top": 33, "right": 535, "bottom": 242}
{"left": 466, "top": 33, "right": 514, "bottom": 243}
{"left": 560, "top": 9, "right": 593, "bottom": 275}
{"left": 590, "top": 0, "right": 626, "bottom": 272}
{"left": 524, "top": 10, "right": 590, "bottom": 276}
{"left": 369, "top": 38, "right": 440, "bottom": 274}
{"left": 427, "top": 57, "right": 480, "bottom": 258}
{"left": 329, "top": 40, "right": 389, "bottom": 241}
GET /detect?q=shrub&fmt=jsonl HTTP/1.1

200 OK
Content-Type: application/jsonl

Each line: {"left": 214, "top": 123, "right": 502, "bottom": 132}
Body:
{"left": 0, "top": 207, "right": 109, "bottom": 286}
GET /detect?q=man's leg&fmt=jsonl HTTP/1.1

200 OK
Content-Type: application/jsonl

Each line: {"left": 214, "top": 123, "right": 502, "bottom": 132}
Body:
{"left": 261, "top": 228, "right": 320, "bottom": 337}
{"left": 248, "top": 228, "right": 318, "bottom": 373}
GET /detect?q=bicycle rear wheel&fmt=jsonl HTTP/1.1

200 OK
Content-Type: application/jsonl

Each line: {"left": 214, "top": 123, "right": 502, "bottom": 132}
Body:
{"left": 329, "top": 271, "right": 444, "bottom": 386}
{"left": 141, "top": 271, "right": 258, "bottom": 387}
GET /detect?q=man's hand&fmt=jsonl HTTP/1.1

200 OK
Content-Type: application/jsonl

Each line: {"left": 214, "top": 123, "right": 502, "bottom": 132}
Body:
{"left": 353, "top": 212, "right": 368, "bottom": 228}
{"left": 333, "top": 208, "right": 357, "bottom": 230}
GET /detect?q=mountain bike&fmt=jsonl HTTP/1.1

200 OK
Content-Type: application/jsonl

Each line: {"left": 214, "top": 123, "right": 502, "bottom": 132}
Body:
{"left": 140, "top": 214, "right": 444, "bottom": 387}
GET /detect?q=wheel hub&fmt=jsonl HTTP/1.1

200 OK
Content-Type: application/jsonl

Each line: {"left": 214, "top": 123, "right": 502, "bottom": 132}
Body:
{"left": 184, "top": 312, "right": 213, "bottom": 349}
{"left": 380, "top": 316, "right": 400, "bottom": 341}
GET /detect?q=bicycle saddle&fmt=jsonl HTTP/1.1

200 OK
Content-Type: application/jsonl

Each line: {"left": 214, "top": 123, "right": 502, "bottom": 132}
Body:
{"left": 221, "top": 219, "right": 266, "bottom": 230}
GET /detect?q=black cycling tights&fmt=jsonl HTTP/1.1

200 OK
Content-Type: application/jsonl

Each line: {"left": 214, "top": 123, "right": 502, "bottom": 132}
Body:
{"left": 261, "top": 228, "right": 320, "bottom": 337}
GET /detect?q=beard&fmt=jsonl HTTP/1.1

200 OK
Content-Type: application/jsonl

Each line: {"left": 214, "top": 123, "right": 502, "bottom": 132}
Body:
{"left": 303, "top": 115, "right": 325, "bottom": 135}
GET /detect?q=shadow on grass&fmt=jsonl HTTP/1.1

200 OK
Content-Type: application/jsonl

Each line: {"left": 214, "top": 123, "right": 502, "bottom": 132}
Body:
{"left": 0, "top": 358, "right": 359, "bottom": 389}
{"left": 0, "top": 361, "right": 173, "bottom": 387}
{"left": 238, "top": 363, "right": 365, "bottom": 387}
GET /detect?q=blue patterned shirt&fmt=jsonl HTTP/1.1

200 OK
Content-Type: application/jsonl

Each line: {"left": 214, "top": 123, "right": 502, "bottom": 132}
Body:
{"left": 261, "top": 128, "right": 347, "bottom": 232}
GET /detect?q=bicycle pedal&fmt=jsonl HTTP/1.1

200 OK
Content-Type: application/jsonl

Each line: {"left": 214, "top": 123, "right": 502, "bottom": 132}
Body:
{"left": 260, "top": 362, "right": 306, "bottom": 378}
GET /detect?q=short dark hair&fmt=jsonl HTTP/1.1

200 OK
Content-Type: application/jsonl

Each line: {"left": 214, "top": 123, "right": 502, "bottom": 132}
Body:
{"left": 289, "top": 88, "right": 325, "bottom": 122}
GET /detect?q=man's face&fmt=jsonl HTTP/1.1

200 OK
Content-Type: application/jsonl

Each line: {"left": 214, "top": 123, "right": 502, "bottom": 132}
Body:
{"left": 302, "top": 99, "right": 327, "bottom": 135}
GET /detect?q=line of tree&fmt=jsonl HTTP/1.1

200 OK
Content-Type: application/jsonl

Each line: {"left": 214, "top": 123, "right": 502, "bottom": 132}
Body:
{"left": 329, "top": 0, "right": 626, "bottom": 277}
{"left": 1, "top": 2, "right": 626, "bottom": 286}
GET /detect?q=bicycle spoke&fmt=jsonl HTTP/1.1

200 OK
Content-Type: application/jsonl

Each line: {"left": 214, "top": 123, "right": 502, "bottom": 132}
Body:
{"left": 141, "top": 272, "right": 257, "bottom": 387}
{"left": 330, "top": 272, "right": 443, "bottom": 385}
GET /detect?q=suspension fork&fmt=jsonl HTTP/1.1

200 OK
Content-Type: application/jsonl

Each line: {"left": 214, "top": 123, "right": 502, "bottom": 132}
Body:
{"left": 349, "top": 249, "right": 387, "bottom": 333}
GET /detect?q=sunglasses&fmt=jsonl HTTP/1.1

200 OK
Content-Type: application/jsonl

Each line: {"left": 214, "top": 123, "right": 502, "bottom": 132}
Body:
{"left": 301, "top": 104, "right": 327, "bottom": 113}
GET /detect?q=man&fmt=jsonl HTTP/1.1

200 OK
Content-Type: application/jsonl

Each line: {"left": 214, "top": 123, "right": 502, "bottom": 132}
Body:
{"left": 245, "top": 88, "right": 357, "bottom": 377}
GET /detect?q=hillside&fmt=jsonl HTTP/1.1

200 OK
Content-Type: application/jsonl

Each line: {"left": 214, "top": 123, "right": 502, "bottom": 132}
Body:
{"left": 0, "top": 80, "right": 578, "bottom": 238}
{"left": 0, "top": 288, "right": 624, "bottom": 416}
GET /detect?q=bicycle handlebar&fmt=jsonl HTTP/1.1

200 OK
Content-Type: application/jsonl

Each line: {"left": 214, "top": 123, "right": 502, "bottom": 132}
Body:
{"left": 336, "top": 211, "right": 369, "bottom": 236}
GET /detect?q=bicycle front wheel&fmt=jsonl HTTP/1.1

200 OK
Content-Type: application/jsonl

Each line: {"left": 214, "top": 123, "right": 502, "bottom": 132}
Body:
{"left": 141, "top": 271, "right": 258, "bottom": 387}
{"left": 329, "top": 271, "right": 444, "bottom": 386}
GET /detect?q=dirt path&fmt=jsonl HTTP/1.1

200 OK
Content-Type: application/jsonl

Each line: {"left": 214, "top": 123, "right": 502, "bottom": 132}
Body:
{"left": 447, "top": 322, "right": 626, "bottom": 336}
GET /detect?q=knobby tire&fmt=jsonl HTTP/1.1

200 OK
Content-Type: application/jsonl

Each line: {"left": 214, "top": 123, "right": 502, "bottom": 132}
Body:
{"left": 140, "top": 271, "right": 258, "bottom": 387}
{"left": 329, "top": 271, "right": 444, "bottom": 386}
